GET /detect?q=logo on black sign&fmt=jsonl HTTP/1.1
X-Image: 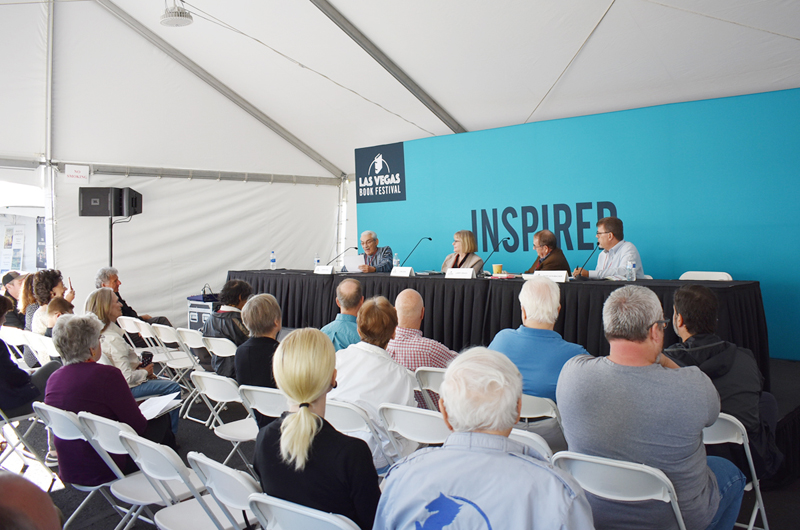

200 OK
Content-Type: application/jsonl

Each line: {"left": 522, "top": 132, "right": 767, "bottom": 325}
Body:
{"left": 355, "top": 142, "right": 407, "bottom": 204}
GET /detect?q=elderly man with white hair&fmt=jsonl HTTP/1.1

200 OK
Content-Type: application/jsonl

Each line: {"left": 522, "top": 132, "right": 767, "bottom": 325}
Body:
{"left": 557, "top": 285, "right": 745, "bottom": 530}
{"left": 375, "top": 347, "right": 595, "bottom": 530}
{"left": 348, "top": 230, "right": 393, "bottom": 273}
{"left": 95, "top": 267, "right": 171, "bottom": 326}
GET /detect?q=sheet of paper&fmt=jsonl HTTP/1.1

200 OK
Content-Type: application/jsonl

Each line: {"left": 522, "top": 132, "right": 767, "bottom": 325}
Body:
{"left": 343, "top": 254, "right": 365, "bottom": 273}
{"left": 138, "top": 392, "right": 181, "bottom": 420}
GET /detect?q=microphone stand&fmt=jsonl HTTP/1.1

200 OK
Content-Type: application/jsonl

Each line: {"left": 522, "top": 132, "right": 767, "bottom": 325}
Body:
{"left": 401, "top": 237, "right": 432, "bottom": 267}
{"left": 482, "top": 237, "right": 511, "bottom": 276}
{"left": 573, "top": 243, "right": 601, "bottom": 281}
{"left": 327, "top": 246, "right": 357, "bottom": 266}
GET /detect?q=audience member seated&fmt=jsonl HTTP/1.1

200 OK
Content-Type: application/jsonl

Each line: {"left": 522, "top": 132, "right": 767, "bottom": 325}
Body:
{"left": 375, "top": 348, "right": 594, "bottom": 529}
{"left": 441, "top": 230, "right": 484, "bottom": 275}
{"left": 665, "top": 284, "right": 783, "bottom": 479}
{"left": 320, "top": 278, "right": 363, "bottom": 350}
{"left": 201, "top": 279, "right": 251, "bottom": 378}
{"left": 525, "top": 229, "right": 571, "bottom": 273}
{"left": 236, "top": 293, "right": 281, "bottom": 428}
{"left": 2, "top": 271, "right": 27, "bottom": 329}
{"left": 19, "top": 274, "right": 40, "bottom": 367}
{"left": 85, "top": 288, "right": 181, "bottom": 434}
{"left": 328, "top": 296, "right": 417, "bottom": 472}
{"left": 386, "top": 288, "right": 456, "bottom": 408}
{"left": 44, "top": 296, "right": 74, "bottom": 337}
{"left": 0, "top": 296, "right": 60, "bottom": 418}
{"left": 252, "top": 328, "right": 380, "bottom": 530}
{"left": 45, "top": 314, "right": 174, "bottom": 487}
{"left": 96, "top": 267, "right": 171, "bottom": 326}
{"left": 32, "top": 269, "right": 75, "bottom": 335}
{"left": 0, "top": 471, "right": 61, "bottom": 530}
{"left": 557, "top": 285, "right": 745, "bottom": 530}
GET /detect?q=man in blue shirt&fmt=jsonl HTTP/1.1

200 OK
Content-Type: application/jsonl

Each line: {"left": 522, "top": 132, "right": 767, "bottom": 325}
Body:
{"left": 374, "top": 348, "right": 594, "bottom": 530}
{"left": 357, "top": 231, "right": 393, "bottom": 273}
{"left": 321, "top": 278, "right": 363, "bottom": 350}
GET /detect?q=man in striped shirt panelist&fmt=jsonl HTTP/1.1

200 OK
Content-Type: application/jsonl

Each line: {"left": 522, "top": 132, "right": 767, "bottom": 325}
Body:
{"left": 387, "top": 289, "right": 457, "bottom": 409}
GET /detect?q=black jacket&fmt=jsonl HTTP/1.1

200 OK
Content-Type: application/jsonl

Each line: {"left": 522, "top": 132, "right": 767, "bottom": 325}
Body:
{"left": 201, "top": 310, "right": 248, "bottom": 378}
{"left": 3, "top": 293, "right": 25, "bottom": 329}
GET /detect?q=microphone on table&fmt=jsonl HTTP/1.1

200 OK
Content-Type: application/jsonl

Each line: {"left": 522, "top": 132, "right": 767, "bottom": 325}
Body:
{"left": 327, "top": 246, "right": 357, "bottom": 266}
{"left": 482, "top": 237, "right": 511, "bottom": 275}
{"left": 401, "top": 237, "right": 432, "bottom": 267}
{"left": 573, "top": 243, "right": 601, "bottom": 281}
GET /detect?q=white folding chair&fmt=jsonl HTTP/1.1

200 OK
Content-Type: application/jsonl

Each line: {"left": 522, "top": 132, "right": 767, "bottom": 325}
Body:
{"left": 176, "top": 327, "right": 217, "bottom": 424}
{"left": 32, "top": 403, "right": 127, "bottom": 529}
{"left": 679, "top": 271, "right": 733, "bottom": 281}
{"left": 0, "top": 325, "right": 29, "bottom": 363}
{"left": 703, "top": 413, "right": 769, "bottom": 530}
{"left": 238, "top": 385, "right": 288, "bottom": 420}
{"left": 116, "top": 316, "right": 150, "bottom": 356}
{"left": 147, "top": 323, "right": 196, "bottom": 391}
{"left": 187, "top": 452, "right": 261, "bottom": 530}
{"left": 378, "top": 402, "right": 450, "bottom": 457}
{"left": 414, "top": 367, "right": 446, "bottom": 411}
{"left": 552, "top": 451, "right": 687, "bottom": 530}
{"left": 203, "top": 337, "right": 238, "bottom": 365}
{"left": 520, "top": 394, "right": 562, "bottom": 427}
{"left": 248, "top": 492, "right": 360, "bottom": 530}
{"left": 325, "top": 400, "right": 394, "bottom": 467}
{"left": 77, "top": 411, "right": 206, "bottom": 530}
{"left": 118, "top": 431, "right": 250, "bottom": 530}
{"left": 190, "top": 371, "right": 258, "bottom": 473}
{"left": 1, "top": 405, "right": 57, "bottom": 489}
{"left": 22, "top": 330, "right": 54, "bottom": 367}
{"left": 508, "top": 428, "right": 553, "bottom": 462}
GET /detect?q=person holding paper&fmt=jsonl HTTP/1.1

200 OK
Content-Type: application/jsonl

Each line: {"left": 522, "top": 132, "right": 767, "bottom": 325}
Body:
{"left": 354, "top": 231, "right": 394, "bottom": 273}
{"left": 45, "top": 313, "right": 175, "bottom": 487}
{"left": 573, "top": 217, "right": 644, "bottom": 279}
{"left": 524, "top": 230, "right": 571, "bottom": 273}
{"left": 441, "top": 230, "right": 484, "bottom": 275}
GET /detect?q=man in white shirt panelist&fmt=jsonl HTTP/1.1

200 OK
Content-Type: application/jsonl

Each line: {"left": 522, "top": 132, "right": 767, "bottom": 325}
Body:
{"left": 573, "top": 216, "right": 644, "bottom": 279}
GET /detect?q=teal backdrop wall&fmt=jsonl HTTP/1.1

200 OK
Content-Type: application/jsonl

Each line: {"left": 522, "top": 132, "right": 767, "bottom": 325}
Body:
{"left": 357, "top": 87, "right": 800, "bottom": 360}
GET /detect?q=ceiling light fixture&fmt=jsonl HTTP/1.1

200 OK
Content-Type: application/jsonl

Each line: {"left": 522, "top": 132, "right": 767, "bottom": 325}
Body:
{"left": 160, "top": 0, "right": 193, "bottom": 27}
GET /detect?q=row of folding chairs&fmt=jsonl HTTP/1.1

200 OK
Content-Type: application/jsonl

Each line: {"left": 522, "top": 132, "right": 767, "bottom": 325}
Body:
{"left": 0, "top": 325, "right": 62, "bottom": 369}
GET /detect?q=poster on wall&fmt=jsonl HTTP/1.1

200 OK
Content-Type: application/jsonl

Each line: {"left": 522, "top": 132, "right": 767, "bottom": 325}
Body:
{"left": 354, "top": 142, "right": 407, "bottom": 203}
{"left": 36, "top": 216, "right": 46, "bottom": 269}
{"left": 1, "top": 225, "right": 23, "bottom": 274}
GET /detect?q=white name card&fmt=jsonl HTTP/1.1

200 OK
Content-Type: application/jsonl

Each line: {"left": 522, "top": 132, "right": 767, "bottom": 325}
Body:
{"left": 391, "top": 266, "right": 415, "bottom": 277}
{"left": 445, "top": 268, "right": 476, "bottom": 279}
{"left": 527, "top": 270, "right": 569, "bottom": 283}
{"left": 314, "top": 265, "right": 333, "bottom": 275}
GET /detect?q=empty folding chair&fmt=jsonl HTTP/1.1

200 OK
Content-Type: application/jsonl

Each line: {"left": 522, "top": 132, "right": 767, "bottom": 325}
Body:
{"left": 679, "top": 271, "right": 733, "bottom": 281}
{"left": 378, "top": 402, "right": 450, "bottom": 457}
{"left": 118, "top": 431, "right": 251, "bottom": 530}
{"left": 1, "top": 405, "right": 56, "bottom": 489}
{"left": 703, "top": 413, "right": 769, "bottom": 530}
{"left": 22, "top": 330, "right": 54, "bottom": 367}
{"left": 176, "top": 327, "right": 216, "bottom": 424}
{"left": 248, "top": 492, "right": 360, "bottom": 530}
{"left": 0, "top": 325, "right": 29, "bottom": 363}
{"left": 519, "top": 394, "right": 562, "bottom": 426}
{"left": 187, "top": 451, "right": 261, "bottom": 530}
{"left": 552, "top": 451, "right": 687, "bottom": 530}
{"left": 508, "top": 429, "right": 553, "bottom": 462}
{"left": 325, "top": 400, "right": 394, "bottom": 467}
{"left": 190, "top": 371, "right": 258, "bottom": 472}
{"left": 238, "top": 385, "right": 288, "bottom": 422}
{"left": 414, "top": 367, "right": 446, "bottom": 411}
{"left": 145, "top": 323, "right": 195, "bottom": 390}
{"left": 117, "top": 316, "right": 150, "bottom": 356}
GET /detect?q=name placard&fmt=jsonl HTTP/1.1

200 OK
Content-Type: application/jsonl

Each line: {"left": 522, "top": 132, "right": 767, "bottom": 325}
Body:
{"left": 391, "top": 266, "right": 415, "bottom": 277}
{"left": 524, "top": 270, "right": 569, "bottom": 283}
{"left": 314, "top": 265, "right": 334, "bottom": 275}
{"left": 445, "top": 268, "right": 476, "bottom": 279}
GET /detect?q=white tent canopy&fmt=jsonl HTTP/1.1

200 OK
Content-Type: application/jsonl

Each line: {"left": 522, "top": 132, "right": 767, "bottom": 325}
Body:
{"left": 2, "top": 0, "right": 800, "bottom": 324}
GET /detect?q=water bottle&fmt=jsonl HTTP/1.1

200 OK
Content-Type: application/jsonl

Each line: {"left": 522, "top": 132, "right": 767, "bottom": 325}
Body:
{"left": 626, "top": 260, "right": 634, "bottom": 281}
{"left": 393, "top": 253, "right": 400, "bottom": 267}
{"left": 631, "top": 262, "right": 637, "bottom": 281}
{"left": 314, "top": 253, "right": 320, "bottom": 269}
{"left": 270, "top": 251, "right": 276, "bottom": 270}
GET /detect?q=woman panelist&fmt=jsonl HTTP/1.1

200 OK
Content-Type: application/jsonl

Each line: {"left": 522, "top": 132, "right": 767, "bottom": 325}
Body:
{"left": 252, "top": 328, "right": 380, "bottom": 530}
{"left": 441, "top": 229, "right": 484, "bottom": 275}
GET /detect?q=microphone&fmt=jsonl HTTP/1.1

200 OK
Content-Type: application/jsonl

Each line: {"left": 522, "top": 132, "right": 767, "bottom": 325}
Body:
{"left": 327, "top": 246, "right": 357, "bottom": 266}
{"left": 483, "top": 237, "right": 511, "bottom": 272}
{"left": 574, "top": 243, "right": 601, "bottom": 280}
{"left": 401, "top": 237, "right": 432, "bottom": 267}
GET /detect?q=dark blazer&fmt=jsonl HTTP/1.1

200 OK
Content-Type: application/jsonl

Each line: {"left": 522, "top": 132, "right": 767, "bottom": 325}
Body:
{"left": 0, "top": 339, "right": 38, "bottom": 411}
{"left": 525, "top": 248, "right": 571, "bottom": 274}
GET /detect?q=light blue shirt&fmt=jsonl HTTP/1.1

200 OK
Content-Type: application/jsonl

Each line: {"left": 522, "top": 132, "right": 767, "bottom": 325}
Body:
{"left": 590, "top": 240, "right": 644, "bottom": 279}
{"left": 320, "top": 314, "right": 360, "bottom": 351}
{"left": 374, "top": 432, "right": 594, "bottom": 529}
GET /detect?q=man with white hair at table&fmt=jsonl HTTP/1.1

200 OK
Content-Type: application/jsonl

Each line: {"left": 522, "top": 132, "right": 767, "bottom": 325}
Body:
{"left": 374, "top": 347, "right": 594, "bottom": 530}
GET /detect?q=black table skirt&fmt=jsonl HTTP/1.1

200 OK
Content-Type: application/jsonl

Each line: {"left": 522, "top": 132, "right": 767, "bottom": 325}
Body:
{"left": 228, "top": 270, "right": 770, "bottom": 389}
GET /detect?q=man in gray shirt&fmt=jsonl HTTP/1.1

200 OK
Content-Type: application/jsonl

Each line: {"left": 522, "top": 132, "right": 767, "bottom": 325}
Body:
{"left": 557, "top": 285, "right": 745, "bottom": 530}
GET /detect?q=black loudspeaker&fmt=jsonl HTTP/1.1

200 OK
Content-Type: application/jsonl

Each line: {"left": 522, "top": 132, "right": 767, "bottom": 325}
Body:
{"left": 79, "top": 187, "right": 143, "bottom": 217}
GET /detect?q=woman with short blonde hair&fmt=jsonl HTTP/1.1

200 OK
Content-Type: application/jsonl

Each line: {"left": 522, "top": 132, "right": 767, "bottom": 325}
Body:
{"left": 441, "top": 229, "right": 484, "bottom": 275}
{"left": 252, "top": 328, "right": 380, "bottom": 530}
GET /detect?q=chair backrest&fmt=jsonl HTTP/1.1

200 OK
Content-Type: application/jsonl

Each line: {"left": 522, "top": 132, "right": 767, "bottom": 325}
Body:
{"left": 77, "top": 411, "right": 138, "bottom": 456}
{"left": 117, "top": 316, "right": 144, "bottom": 341}
{"left": 325, "top": 400, "right": 392, "bottom": 465}
{"left": 152, "top": 324, "right": 189, "bottom": 354}
{"left": 508, "top": 429, "right": 553, "bottom": 461}
{"left": 38, "top": 335, "right": 61, "bottom": 359}
{"left": 177, "top": 327, "right": 206, "bottom": 349}
{"left": 679, "top": 271, "right": 733, "bottom": 281}
{"left": 23, "top": 331, "right": 52, "bottom": 366}
{"left": 0, "top": 325, "right": 28, "bottom": 353}
{"left": 248, "top": 493, "right": 360, "bottom": 530}
{"left": 702, "top": 412, "right": 747, "bottom": 446}
{"left": 118, "top": 431, "right": 198, "bottom": 502}
{"left": 519, "top": 394, "right": 561, "bottom": 425}
{"left": 552, "top": 451, "right": 686, "bottom": 530}
{"left": 414, "top": 367, "right": 446, "bottom": 410}
{"left": 187, "top": 451, "right": 261, "bottom": 513}
{"left": 192, "top": 371, "right": 242, "bottom": 404}
{"left": 33, "top": 401, "right": 86, "bottom": 442}
{"left": 239, "top": 385, "right": 288, "bottom": 418}
{"left": 203, "top": 337, "right": 238, "bottom": 358}
{"left": 378, "top": 403, "right": 450, "bottom": 453}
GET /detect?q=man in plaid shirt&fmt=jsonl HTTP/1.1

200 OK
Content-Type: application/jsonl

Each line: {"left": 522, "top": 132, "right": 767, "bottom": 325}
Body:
{"left": 387, "top": 289, "right": 457, "bottom": 408}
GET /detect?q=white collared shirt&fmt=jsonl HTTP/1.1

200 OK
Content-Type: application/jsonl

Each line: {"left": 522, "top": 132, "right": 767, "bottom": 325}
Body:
{"left": 590, "top": 240, "right": 644, "bottom": 279}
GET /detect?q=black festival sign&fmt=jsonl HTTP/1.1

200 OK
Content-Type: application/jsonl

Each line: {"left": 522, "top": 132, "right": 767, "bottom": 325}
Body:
{"left": 355, "top": 142, "right": 407, "bottom": 203}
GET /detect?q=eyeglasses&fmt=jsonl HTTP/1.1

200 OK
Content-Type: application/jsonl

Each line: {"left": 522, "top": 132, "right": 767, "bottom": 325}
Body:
{"left": 596, "top": 231, "right": 611, "bottom": 236}
{"left": 360, "top": 238, "right": 375, "bottom": 246}
{"left": 651, "top": 319, "right": 669, "bottom": 330}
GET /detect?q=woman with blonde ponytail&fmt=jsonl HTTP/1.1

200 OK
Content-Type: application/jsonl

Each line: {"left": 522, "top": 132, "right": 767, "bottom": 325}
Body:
{"left": 252, "top": 328, "right": 380, "bottom": 530}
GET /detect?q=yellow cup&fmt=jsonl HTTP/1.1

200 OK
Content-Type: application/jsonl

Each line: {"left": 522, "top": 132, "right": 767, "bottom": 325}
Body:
{"left": 492, "top": 264, "right": 503, "bottom": 275}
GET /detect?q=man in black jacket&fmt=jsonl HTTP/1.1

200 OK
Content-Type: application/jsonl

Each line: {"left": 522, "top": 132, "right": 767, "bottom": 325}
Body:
{"left": 664, "top": 284, "right": 783, "bottom": 479}
{"left": 2, "top": 272, "right": 27, "bottom": 329}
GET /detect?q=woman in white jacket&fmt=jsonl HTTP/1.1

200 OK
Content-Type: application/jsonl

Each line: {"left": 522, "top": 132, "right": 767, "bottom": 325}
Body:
{"left": 85, "top": 288, "right": 181, "bottom": 433}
